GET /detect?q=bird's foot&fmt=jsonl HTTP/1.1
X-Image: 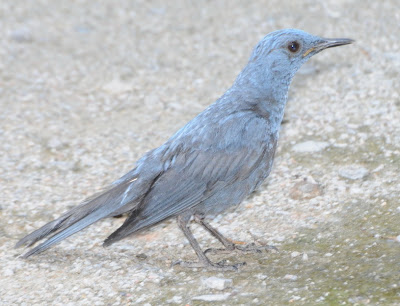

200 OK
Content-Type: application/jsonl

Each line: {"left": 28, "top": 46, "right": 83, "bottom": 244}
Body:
{"left": 172, "top": 259, "right": 246, "bottom": 271}
{"left": 205, "top": 242, "right": 278, "bottom": 255}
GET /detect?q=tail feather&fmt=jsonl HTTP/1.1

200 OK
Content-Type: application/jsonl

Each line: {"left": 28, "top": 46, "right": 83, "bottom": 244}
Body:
{"left": 15, "top": 215, "right": 71, "bottom": 249}
{"left": 21, "top": 207, "right": 113, "bottom": 258}
{"left": 15, "top": 190, "right": 106, "bottom": 249}
{"left": 15, "top": 181, "right": 140, "bottom": 257}
{"left": 103, "top": 211, "right": 142, "bottom": 247}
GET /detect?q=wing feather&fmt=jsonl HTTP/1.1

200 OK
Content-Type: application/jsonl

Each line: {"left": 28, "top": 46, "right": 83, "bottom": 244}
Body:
{"left": 103, "top": 142, "right": 268, "bottom": 246}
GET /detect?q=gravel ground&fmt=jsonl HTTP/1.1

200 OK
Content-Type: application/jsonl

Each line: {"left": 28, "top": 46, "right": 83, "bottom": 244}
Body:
{"left": 1, "top": 1, "right": 399, "bottom": 305}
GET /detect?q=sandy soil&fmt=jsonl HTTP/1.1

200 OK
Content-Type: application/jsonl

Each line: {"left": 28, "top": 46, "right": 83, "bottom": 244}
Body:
{"left": 1, "top": 0, "right": 399, "bottom": 304}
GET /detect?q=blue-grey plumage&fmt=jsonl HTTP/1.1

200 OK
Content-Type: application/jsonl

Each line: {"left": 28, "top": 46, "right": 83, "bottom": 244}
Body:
{"left": 16, "top": 29, "right": 353, "bottom": 270}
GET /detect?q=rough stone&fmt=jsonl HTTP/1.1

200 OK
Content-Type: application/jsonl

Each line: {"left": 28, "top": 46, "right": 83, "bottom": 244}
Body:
{"left": 292, "top": 141, "right": 329, "bottom": 153}
{"left": 283, "top": 274, "right": 298, "bottom": 281}
{"left": 202, "top": 276, "right": 233, "bottom": 290}
{"left": 339, "top": 166, "right": 369, "bottom": 180}
{"left": 289, "top": 178, "right": 323, "bottom": 200}
{"left": 192, "top": 293, "right": 230, "bottom": 302}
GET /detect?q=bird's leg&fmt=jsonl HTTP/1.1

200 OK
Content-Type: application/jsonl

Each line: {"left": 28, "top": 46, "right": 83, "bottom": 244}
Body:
{"left": 194, "top": 215, "right": 239, "bottom": 250}
{"left": 194, "top": 215, "right": 278, "bottom": 255}
{"left": 173, "top": 215, "right": 245, "bottom": 271}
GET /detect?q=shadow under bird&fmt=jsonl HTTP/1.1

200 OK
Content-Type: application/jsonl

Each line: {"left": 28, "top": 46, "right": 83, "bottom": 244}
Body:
{"left": 16, "top": 29, "right": 353, "bottom": 271}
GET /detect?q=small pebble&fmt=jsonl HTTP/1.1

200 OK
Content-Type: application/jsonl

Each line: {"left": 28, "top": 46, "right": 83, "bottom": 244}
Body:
{"left": 47, "top": 137, "right": 65, "bottom": 150}
{"left": 372, "top": 165, "right": 384, "bottom": 173}
{"left": 284, "top": 274, "right": 298, "bottom": 281}
{"left": 290, "top": 295, "right": 301, "bottom": 301}
{"left": 166, "top": 296, "right": 182, "bottom": 303}
{"left": 291, "top": 251, "right": 301, "bottom": 258}
{"left": 289, "top": 179, "right": 322, "bottom": 200}
{"left": 136, "top": 253, "right": 147, "bottom": 260}
{"left": 339, "top": 166, "right": 369, "bottom": 180}
{"left": 192, "top": 293, "right": 230, "bottom": 301}
{"left": 292, "top": 141, "right": 329, "bottom": 153}
{"left": 202, "top": 276, "right": 233, "bottom": 290}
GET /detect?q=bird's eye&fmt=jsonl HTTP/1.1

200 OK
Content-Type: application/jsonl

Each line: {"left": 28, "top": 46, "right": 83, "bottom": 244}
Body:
{"left": 288, "top": 41, "right": 300, "bottom": 53}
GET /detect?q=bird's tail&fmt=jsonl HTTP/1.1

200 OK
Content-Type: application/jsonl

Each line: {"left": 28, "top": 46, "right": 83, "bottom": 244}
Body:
{"left": 15, "top": 181, "right": 137, "bottom": 258}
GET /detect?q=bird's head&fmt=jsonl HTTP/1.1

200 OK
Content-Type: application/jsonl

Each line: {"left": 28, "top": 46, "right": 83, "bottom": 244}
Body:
{"left": 247, "top": 29, "right": 353, "bottom": 82}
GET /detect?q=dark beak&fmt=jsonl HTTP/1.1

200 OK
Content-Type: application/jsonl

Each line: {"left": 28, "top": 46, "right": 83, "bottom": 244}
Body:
{"left": 303, "top": 37, "right": 354, "bottom": 57}
{"left": 317, "top": 37, "right": 354, "bottom": 50}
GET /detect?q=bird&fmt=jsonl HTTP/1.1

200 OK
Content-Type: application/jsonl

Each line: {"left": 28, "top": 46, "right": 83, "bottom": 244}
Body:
{"left": 15, "top": 29, "right": 353, "bottom": 271}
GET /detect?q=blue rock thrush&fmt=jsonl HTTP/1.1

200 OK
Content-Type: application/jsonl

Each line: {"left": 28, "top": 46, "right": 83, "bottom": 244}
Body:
{"left": 16, "top": 29, "right": 353, "bottom": 271}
